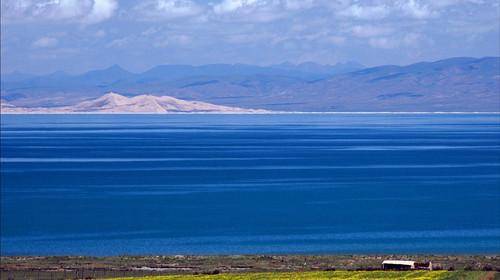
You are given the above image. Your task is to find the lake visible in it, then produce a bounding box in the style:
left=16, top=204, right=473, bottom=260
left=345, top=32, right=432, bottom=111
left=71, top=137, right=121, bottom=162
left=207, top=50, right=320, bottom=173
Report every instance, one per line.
left=1, top=114, right=499, bottom=255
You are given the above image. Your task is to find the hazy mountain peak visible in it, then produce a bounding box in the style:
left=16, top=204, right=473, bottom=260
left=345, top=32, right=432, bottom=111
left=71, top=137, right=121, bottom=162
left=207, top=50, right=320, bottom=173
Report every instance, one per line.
left=107, top=64, right=126, bottom=71
left=46, top=71, right=70, bottom=78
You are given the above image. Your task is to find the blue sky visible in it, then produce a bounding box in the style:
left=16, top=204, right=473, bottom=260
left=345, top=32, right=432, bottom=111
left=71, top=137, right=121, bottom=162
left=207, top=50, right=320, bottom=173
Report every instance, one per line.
left=1, top=0, right=499, bottom=74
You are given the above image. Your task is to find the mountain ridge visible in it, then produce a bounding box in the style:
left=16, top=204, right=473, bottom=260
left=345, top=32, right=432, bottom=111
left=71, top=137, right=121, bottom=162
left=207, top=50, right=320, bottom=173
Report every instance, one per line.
left=1, top=57, right=498, bottom=112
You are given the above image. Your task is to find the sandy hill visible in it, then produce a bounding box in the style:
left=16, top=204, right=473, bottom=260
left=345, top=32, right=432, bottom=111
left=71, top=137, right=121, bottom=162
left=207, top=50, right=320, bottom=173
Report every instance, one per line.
left=1, top=92, right=267, bottom=114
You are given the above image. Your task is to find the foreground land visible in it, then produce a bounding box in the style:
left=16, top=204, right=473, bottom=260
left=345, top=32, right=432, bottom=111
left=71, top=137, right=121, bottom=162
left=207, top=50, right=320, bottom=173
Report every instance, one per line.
left=1, top=255, right=499, bottom=279
left=109, top=271, right=497, bottom=280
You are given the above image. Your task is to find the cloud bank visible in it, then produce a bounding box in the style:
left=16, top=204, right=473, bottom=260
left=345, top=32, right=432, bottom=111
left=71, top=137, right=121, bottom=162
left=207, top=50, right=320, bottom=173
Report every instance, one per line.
left=1, top=0, right=499, bottom=74
left=2, top=0, right=117, bottom=24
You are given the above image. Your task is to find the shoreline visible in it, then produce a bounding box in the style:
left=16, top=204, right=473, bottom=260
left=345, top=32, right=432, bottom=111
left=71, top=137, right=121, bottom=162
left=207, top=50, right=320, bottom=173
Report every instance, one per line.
left=2, top=255, right=498, bottom=273
left=2, top=111, right=500, bottom=115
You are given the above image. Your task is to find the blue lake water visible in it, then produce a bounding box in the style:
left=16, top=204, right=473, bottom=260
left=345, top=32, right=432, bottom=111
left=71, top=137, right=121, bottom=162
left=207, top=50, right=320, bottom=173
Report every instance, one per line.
left=1, top=114, right=499, bottom=256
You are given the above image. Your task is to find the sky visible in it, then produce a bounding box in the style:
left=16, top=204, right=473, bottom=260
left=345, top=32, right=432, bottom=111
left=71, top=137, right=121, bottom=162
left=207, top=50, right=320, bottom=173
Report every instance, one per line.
left=1, top=0, right=499, bottom=74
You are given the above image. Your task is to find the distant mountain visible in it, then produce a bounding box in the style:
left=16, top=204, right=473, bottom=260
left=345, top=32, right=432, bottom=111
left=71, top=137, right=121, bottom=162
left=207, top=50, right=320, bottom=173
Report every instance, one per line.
left=1, top=57, right=499, bottom=111
left=161, top=57, right=499, bottom=112
left=1, top=92, right=266, bottom=113
left=295, top=56, right=500, bottom=111
left=0, top=61, right=364, bottom=105
left=272, top=61, right=364, bottom=77
left=78, top=65, right=134, bottom=85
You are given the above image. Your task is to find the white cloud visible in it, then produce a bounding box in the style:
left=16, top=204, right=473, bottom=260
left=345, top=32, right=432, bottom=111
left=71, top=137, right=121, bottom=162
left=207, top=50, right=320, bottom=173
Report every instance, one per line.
left=141, top=27, right=162, bottom=36
left=427, top=0, right=461, bottom=8
left=40, top=0, right=89, bottom=20
left=1, top=0, right=117, bottom=24
left=105, top=30, right=193, bottom=49
left=367, top=32, right=425, bottom=49
left=351, top=25, right=393, bottom=38
left=213, top=0, right=260, bottom=14
left=95, top=29, right=107, bottom=37
left=427, top=0, right=486, bottom=8
left=398, top=0, right=436, bottom=19
left=335, top=1, right=444, bottom=20
left=153, top=34, right=192, bottom=48
left=2, top=0, right=85, bottom=21
left=338, top=4, right=391, bottom=20
left=402, top=32, right=422, bottom=45
left=325, top=35, right=346, bottom=45
left=135, top=0, right=203, bottom=20
left=106, top=37, right=130, bottom=48
left=368, top=37, right=398, bottom=49
left=83, top=0, right=118, bottom=24
left=212, top=0, right=313, bottom=22
left=225, top=33, right=268, bottom=44
left=213, top=0, right=316, bottom=14
left=284, top=0, right=316, bottom=10
left=32, top=36, right=59, bottom=48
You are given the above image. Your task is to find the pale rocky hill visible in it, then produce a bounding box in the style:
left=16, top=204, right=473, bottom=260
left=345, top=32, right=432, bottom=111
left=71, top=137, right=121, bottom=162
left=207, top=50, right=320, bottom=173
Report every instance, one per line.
left=1, top=99, right=16, bottom=109
left=0, top=92, right=267, bottom=113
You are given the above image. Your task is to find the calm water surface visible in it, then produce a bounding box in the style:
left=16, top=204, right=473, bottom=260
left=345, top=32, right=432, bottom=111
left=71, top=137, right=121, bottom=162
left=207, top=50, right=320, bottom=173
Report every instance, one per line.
left=1, top=114, right=499, bottom=255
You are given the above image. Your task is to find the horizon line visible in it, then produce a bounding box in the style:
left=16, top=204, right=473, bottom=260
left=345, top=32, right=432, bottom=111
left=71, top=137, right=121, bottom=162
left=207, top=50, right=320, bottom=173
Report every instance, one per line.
left=2, top=112, right=500, bottom=115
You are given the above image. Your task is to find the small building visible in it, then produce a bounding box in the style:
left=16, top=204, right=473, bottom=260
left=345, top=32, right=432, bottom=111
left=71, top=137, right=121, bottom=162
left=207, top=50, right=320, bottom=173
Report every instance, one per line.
left=416, top=261, right=433, bottom=270
left=382, top=260, right=416, bottom=270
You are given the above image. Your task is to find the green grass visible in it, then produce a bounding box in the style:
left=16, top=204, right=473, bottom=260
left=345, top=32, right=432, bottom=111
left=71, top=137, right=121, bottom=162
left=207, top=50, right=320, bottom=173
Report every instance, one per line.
left=108, top=270, right=494, bottom=280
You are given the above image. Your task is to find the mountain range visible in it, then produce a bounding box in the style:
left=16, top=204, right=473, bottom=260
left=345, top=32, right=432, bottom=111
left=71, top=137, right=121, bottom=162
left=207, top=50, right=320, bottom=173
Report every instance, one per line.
left=1, top=57, right=499, bottom=112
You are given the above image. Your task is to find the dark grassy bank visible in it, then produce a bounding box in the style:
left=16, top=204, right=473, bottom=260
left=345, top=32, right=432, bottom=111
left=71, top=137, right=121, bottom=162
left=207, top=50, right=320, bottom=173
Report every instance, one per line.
left=1, top=255, right=499, bottom=279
